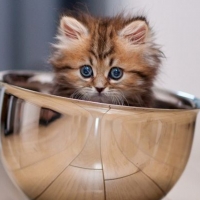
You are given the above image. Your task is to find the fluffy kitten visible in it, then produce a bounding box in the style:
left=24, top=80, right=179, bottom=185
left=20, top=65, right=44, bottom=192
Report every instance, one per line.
left=50, top=13, right=163, bottom=107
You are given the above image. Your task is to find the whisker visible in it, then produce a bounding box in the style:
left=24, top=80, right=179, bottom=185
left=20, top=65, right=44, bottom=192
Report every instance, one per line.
left=119, top=91, right=128, bottom=106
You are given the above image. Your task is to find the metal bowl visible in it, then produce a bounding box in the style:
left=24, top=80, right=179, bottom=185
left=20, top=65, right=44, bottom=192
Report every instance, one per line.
left=0, top=71, right=199, bottom=200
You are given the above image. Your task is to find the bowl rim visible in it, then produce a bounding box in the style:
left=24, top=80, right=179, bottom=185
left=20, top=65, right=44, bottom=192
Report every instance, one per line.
left=0, top=70, right=200, bottom=112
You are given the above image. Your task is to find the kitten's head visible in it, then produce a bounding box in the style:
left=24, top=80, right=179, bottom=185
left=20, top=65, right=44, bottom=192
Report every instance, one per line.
left=51, top=13, right=162, bottom=106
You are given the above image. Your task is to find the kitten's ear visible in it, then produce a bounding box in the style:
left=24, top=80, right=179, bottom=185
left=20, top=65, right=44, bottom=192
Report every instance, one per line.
left=60, top=16, right=88, bottom=40
left=119, top=20, right=148, bottom=45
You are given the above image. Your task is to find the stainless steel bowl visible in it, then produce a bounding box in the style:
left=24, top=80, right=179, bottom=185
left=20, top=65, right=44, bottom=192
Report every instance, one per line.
left=0, top=71, right=199, bottom=200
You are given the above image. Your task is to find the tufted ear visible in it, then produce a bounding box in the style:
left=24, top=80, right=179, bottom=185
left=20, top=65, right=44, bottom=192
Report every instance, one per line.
left=60, top=16, right=88, bottom=40
left=119, top=20, right=149, bottom=45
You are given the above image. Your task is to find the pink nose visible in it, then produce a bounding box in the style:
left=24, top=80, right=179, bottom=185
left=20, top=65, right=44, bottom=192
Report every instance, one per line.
left=96, top=87, right=105, bottom=93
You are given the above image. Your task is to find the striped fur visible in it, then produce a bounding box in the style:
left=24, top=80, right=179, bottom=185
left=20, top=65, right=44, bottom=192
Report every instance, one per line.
left=50, top=13, right=163, bottom=107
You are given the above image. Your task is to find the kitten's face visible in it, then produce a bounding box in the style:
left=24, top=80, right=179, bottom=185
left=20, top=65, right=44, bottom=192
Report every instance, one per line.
left=51, top=14, right=162, bottom=106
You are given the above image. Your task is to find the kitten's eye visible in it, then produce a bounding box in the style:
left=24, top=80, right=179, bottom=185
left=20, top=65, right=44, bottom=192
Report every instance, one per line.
left=109, top=67, right=123, bottom=80
left=80, top=65, right=93, bottom=78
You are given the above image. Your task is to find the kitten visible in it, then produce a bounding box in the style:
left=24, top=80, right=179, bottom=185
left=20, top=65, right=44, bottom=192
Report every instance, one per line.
left=50, top=13, right=163, bottom=107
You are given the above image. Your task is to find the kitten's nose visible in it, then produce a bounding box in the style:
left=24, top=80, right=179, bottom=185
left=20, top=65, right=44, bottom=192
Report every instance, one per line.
left=96, top=87, right=105, bottom=93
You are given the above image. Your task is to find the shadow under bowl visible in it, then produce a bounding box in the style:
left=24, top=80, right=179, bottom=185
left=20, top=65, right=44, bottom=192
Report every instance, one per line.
left=0, top=71, right=200, bottom=200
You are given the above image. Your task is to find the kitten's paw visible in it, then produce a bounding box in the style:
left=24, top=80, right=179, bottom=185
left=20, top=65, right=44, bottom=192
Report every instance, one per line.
left=28, top=73, right=54, bottom=84
left=27, top=73, right=55, bottom=94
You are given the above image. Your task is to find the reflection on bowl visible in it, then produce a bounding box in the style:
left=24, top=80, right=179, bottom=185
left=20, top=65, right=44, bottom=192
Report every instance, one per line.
left=0, top=71, right=199, bottom=200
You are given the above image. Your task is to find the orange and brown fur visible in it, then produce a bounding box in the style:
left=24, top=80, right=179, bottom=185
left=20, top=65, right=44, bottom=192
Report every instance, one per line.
left=50, top=13, right=163, bottom=107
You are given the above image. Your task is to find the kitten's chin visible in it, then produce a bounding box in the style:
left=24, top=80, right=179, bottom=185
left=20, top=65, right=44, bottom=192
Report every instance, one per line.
left=89, top=95, right=111, bottom=104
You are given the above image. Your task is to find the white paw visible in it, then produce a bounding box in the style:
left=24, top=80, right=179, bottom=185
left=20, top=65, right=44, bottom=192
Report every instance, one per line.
left=28, top=73, right=54, bottom=84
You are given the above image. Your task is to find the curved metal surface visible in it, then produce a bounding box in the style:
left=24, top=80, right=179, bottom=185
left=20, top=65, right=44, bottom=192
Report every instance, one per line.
left=0, top=71, right=199, bottom=200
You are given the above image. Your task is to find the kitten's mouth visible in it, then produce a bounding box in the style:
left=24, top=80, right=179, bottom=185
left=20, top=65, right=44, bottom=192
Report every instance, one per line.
left=73, top=91, right=124, bottom=105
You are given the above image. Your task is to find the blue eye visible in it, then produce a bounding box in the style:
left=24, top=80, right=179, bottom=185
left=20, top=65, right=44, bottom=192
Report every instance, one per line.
left=109, top=67, right=123, bottom=80
left=80, top=65, right=93, bottom=78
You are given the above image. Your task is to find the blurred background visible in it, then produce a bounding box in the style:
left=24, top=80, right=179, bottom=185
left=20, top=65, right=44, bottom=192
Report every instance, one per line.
left=0, top=0, right=106, bottom=72
left=0, top=0, right=200, bottom=200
